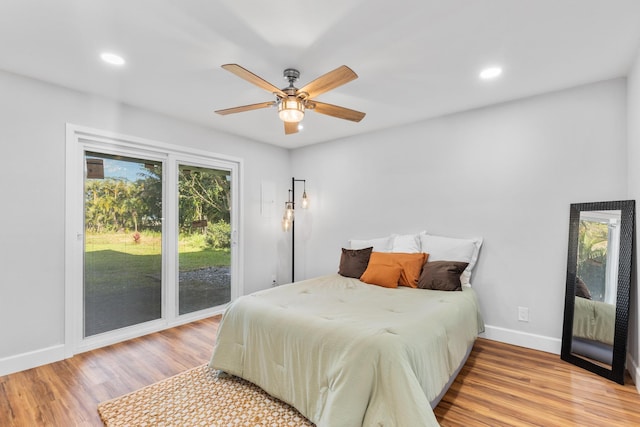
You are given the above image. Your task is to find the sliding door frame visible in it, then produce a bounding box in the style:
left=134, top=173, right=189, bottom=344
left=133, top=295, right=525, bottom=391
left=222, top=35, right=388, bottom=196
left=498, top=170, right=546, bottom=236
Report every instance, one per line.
left=172, top=155, right=238, bottom=320
left=64, top=124, right=243, bottom=357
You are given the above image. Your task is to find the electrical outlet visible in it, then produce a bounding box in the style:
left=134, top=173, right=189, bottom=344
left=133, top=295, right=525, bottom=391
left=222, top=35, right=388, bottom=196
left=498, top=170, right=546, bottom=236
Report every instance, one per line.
left=271, top=275, right=277, bottom=287
left=518, top=306, right=529, bottom=322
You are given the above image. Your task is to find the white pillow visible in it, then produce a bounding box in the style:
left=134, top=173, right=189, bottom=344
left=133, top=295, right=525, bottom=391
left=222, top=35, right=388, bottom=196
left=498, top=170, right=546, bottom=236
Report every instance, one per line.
left=349, top=235, right=394, bottom=252
left=419, top=233, right=483, bottom=285
left=391, top=234, right=421, bottom=253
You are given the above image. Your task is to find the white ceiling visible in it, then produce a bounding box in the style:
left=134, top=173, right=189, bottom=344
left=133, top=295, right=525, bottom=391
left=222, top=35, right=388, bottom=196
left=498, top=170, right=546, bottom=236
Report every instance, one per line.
left=1, top=0, right=640, bottom=148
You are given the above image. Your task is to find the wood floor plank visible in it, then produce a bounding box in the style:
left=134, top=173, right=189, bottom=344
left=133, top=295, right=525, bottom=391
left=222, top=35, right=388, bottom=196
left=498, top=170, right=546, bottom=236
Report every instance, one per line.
left=0, top=316, right=219, bottom=426
left=434, top=338, right=640, bottom=427
left=1, top=318, right=639, bottom=426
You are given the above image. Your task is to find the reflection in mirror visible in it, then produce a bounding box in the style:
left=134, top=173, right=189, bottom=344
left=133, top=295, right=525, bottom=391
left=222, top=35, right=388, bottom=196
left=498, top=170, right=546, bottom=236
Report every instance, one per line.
left=561, top=200, right=634, bottom=385
left=571, top=210, right=620, bottom=367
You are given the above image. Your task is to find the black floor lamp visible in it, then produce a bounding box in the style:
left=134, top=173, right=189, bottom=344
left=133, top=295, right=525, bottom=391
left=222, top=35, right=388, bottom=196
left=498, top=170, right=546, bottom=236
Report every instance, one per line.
left=282, top=177, right=308, bottom=282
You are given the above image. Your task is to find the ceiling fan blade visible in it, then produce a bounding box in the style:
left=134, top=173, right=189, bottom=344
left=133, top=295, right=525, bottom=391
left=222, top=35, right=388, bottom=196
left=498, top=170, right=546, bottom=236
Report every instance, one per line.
left=221, top=64, right=287, bottom=98
left=215, top=101, right=275, bottom=115
left=311, top=101, right=366, bottom=122
left=284, top=121, right=299, bottom=135
left=297, top=65, right=358, bottom=98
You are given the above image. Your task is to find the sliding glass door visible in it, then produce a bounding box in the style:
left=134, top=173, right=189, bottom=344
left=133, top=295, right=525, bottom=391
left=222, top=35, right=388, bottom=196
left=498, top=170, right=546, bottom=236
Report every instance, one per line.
left=83, top=152, right=163, bottom=337
left=178, top=164, right=232, bottom=314
left=67, top=125, right=241, bottom=354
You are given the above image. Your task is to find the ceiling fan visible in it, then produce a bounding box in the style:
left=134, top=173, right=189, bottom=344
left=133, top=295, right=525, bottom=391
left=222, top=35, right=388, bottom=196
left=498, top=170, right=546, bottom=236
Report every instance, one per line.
left=215, top=64, right=366, bottom=135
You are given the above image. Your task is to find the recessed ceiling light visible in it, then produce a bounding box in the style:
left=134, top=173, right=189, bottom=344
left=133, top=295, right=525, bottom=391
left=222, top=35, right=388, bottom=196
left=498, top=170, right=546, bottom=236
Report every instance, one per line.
left=100, top=52, right=125, bottom=66
left=479, top=66, right=502, bottom=80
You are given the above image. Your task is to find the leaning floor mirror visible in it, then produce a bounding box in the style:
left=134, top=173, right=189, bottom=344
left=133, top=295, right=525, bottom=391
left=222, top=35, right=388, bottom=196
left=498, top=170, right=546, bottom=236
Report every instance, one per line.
left=561, top=200, right=635, bottom=384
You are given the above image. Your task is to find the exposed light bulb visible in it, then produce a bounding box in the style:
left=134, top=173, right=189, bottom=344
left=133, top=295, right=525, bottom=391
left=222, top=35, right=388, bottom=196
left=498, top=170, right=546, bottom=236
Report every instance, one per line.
left=282, top=216, right=291, bottom=231
left=284, top=201, right=294, bottom=221
left=301, top=191, right=309, bottom=209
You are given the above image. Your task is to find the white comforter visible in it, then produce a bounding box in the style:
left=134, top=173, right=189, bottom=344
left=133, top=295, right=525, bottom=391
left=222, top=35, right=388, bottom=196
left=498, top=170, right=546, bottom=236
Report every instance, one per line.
left=209, top=274, right=484, bottom=427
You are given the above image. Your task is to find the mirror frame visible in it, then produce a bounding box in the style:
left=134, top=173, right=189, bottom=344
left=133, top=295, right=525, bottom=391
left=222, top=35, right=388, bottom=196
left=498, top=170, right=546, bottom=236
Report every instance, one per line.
left=561, top=200, right=634, bottom=384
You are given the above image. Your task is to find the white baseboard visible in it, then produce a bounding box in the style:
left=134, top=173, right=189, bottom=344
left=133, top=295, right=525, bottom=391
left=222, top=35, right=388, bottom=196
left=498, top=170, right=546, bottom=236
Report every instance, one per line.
left=0, top=310, right=225, bottom=377
left=4, top=323, right=634, bottom=391
left=0, top=344, right=66, bottom=377
left=480, top=324, right=562, bottom=354
left=483, top=326, right=639, bottom=388
left=627, top=354, right=640, bottom=390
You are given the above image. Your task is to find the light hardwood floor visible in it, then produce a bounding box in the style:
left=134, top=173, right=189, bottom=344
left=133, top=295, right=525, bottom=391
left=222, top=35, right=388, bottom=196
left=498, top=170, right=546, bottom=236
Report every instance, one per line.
left=0, top=317, right=219, bottom=426
left=1, top=316, right=639, bottom=426
left=433, top=339, right=640, bottom=426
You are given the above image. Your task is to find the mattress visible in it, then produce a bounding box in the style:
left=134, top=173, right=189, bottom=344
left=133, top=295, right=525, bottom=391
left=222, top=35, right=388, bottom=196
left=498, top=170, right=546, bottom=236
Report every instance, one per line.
left=573, top=296, right=615, bottom=346
left=209, top=274, right=484, bottom=427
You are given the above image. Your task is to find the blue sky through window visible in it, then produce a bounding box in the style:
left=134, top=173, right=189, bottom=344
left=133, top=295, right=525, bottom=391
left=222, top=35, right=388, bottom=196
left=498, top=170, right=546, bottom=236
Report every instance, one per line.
left=86, top=154, right=160, bottom=182
left=103, top=159, right=147, bottom=182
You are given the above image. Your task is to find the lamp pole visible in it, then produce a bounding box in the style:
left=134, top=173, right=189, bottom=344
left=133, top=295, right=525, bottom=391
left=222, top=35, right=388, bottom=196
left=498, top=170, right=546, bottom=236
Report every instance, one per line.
left=290, top=177, right=307, bottom=283
left=292, top=177, right=296, bottom=283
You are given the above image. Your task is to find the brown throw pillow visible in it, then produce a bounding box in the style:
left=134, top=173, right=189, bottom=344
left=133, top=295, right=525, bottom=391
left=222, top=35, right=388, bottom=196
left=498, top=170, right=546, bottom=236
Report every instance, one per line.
left=338, top=247, right=373, bottom=278
left=575, top=277, right=592, bottom=299
left=418, top=261, right=469, bottom=291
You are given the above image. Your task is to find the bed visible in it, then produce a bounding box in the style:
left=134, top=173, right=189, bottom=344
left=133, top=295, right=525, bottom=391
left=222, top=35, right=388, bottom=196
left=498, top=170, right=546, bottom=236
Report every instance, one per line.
left=571, top=296, right=615, bottom=365
left=209, top=273, right=484, bottom=426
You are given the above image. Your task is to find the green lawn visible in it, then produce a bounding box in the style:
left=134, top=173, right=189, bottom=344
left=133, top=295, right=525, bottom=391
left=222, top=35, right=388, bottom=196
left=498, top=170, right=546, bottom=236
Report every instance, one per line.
left=85, top=231, right=230, bottom=294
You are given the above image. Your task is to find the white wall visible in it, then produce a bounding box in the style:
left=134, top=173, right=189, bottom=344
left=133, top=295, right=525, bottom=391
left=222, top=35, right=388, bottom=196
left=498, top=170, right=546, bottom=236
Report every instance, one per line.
left=627, top=47, right=640, bottom=385
left=291, top=79, right=628, bottom=352
left=0, top=67, right=633, bottom=375
left=0, top=70, right=291, bottom=371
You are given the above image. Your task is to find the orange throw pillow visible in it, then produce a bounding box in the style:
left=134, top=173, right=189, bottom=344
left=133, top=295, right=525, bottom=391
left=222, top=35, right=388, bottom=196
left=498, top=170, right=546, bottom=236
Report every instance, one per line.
left=360, top=263, right=402, bottom=288
left=364, top=252, right=428, bottom=288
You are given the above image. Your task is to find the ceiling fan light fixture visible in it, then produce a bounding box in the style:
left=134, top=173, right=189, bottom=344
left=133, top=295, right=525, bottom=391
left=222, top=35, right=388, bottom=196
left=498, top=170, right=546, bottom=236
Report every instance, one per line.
left=278, top=97, right=305, bottom=122
left=215, top=64, right=365, bottom=134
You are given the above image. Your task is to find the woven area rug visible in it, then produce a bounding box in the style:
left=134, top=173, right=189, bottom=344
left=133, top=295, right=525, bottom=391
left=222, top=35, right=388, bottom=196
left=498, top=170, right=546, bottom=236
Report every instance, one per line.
left=98, top=364, right=314, bottom=426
